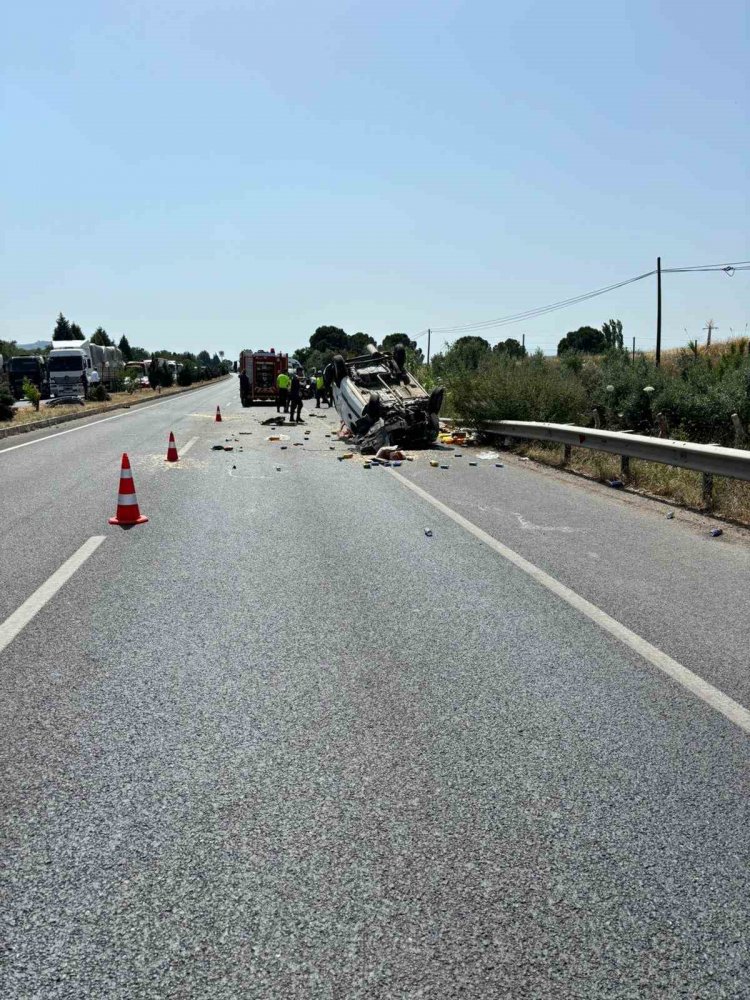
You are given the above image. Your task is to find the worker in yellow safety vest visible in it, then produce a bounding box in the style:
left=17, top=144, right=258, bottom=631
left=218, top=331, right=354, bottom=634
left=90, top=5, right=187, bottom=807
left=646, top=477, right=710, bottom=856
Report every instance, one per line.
left=315, top=371, right=327, bottom=408
left=277, top=370, right=290, bottom=413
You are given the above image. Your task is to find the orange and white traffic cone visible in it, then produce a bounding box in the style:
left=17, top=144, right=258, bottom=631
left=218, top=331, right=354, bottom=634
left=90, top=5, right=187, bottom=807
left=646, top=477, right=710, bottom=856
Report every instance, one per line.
left=215, top=406, right=222, bottom=422
left=108, top=453, right=149, bottom=527
left=166, top=431, right=179, bottom=462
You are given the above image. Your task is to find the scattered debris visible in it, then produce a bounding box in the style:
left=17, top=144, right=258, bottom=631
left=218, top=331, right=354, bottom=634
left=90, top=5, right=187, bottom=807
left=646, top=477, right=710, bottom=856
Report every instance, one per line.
left=363, top=462, right=371, bottom=469
left=519, top=457, right=529, bottom=462
left=338, top=453, right=354, bottom=461
left=666, top=511, right=675, bottom=519
left=440, top=464, right=449, bottom=469
left=429, top=460, right=439, bottom=468
left=261, top=416, right=284, bottom=425
left=424, top=528, right=433, bottom=537
left=224, top=446, right=234, bottom=452
left=293, top=442, right=304, bottom=447
left=469, top=461, right=477, bottom=467
left=280, top=445, right=288, bottom=450
left=375, top=445, right=405, bottom=461
left=607, top=479, right=624, bottom=489
left=478, top=451, right=499, bottom=461
left=211, top=445, right=224, bottom=451
left=710, top=528, right=723, bottom=537
left=495, top=463, right=504, bottom=468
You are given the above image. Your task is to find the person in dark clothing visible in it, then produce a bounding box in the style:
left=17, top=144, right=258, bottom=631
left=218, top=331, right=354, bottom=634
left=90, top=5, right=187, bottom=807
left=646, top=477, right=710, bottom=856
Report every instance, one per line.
left=288, top=373, right=303, bottom=423
left=239, top=370, right=250, bottom=405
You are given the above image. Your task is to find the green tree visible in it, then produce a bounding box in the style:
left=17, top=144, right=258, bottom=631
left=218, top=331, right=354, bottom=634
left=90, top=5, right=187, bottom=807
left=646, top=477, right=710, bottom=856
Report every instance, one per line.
left=0, top=383, right=15, bottom=421
left=347, top=332, right=376, bottom=355
left=557, top=326, right=607, bottom=355
left=91, top=327, right=112, bottom=347
left=53, top=313, right=73, bottom=341
left=450, top=336, right=492, bottom=370
left=493, top=338, right=527, bottom=359
left=601, top=319, right=624, bottom=350
left=69, top=323, right=84, bottom=340
left=118, top=335, right=133, bottom=361
left=310, top=325, right=349, bottom=353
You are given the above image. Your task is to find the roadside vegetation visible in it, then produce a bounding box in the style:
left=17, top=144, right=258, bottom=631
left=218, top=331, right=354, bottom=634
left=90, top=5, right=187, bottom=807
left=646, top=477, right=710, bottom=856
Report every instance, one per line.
left=1, top=312, right=233, bottom=424
left=405, top=323, right=750, bottom=522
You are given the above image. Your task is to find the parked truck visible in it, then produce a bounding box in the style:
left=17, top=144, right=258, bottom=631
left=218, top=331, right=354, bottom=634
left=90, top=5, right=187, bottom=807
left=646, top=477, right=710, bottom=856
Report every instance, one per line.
left=7, top=356, right=49, bottom=400
left=238, top=348, right=289, bottom=406
left=47, top=340, right=124, bottom=398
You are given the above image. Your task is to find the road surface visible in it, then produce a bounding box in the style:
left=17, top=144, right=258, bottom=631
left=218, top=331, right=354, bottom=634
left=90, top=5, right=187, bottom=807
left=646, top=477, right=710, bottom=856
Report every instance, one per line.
left=2, top=377, right=749, bottom=999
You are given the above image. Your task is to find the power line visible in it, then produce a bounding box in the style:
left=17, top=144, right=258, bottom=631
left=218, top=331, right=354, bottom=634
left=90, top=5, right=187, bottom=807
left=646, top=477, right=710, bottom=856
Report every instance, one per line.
left=413, top=260, right=749, bottom=341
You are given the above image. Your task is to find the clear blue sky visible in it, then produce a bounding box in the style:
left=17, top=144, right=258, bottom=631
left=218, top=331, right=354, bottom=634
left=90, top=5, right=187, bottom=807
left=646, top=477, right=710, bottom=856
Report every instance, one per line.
left=2, top=0, right=747, bottom=358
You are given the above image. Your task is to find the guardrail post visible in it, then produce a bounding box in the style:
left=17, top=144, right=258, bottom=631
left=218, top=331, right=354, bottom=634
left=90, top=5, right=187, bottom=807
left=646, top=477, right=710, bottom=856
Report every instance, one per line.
left=563, top=444, right=571, bottom=465
left=731, top=413, right=747, bottom=447
left=620, top=455, right=630, bottom=479
left=702, top=473, right=714, bottom=510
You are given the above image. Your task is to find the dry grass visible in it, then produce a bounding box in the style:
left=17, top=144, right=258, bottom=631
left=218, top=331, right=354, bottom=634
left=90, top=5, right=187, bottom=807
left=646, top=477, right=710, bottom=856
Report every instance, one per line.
left=8, top=384, right=197, bottom=427
left=516, top=440, right=750, bottom=525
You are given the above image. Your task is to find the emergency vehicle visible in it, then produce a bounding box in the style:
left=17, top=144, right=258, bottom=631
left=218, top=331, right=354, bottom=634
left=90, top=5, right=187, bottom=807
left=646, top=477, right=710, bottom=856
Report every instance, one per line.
left=238, top=348, right=289, bottom=406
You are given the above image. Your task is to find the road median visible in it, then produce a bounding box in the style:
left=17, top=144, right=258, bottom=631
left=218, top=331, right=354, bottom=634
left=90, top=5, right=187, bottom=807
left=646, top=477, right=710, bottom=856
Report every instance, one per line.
left=0, top=376, right=231, bottom=441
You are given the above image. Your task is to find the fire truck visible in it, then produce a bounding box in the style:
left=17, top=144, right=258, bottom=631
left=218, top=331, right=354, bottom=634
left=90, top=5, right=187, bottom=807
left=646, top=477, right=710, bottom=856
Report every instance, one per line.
left=238, top=348, right=289, bottom=406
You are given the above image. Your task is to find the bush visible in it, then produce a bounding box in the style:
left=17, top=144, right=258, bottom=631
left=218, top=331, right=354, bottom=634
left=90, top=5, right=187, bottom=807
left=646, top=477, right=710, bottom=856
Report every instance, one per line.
left=177, top=365, right=194, bottom=387
left=88, top=383, right=110, bottom=402
left=22, top=377, right=41, bottom=411
left=0, top=384, right=15, bottom=421
left=159, top=366, right=174, bottom=388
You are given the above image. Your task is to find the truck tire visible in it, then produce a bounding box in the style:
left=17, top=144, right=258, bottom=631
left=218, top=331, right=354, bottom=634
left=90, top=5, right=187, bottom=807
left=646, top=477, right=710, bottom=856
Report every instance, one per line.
left=428, top=387, right=444, bottom=414
left=332, top=355, right=347, bottom=386
left=393, top=344, right=406, bottom=370
left=364, top=391, right=382, bottom=421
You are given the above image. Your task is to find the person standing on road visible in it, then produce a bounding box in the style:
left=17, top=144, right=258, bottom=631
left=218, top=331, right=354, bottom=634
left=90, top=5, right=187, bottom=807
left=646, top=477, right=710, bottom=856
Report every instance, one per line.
left=315, top=371, right=327, bottom=408
left=276, top=370, right=290, bottom=414
left=288, top=372, right=303, bottom=423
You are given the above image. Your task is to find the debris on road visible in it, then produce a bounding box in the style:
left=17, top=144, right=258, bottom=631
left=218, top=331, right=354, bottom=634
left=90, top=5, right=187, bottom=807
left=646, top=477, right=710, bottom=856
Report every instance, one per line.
left=478, top=451, right=499, bottom=461
left=607, top=479, right=624, bottom=489
left=429, top=460, right=439, bottom=468
left=666, top=511, right=675, bottom=519
left=469, top=461, right=478, bottom=466
left=424, top=528, right=433, bottom=537
left=710, top=528, right=723, bottom=537
left=495, top=463, right=504, bottom=468
left=338, top=453, right=354, bottom=461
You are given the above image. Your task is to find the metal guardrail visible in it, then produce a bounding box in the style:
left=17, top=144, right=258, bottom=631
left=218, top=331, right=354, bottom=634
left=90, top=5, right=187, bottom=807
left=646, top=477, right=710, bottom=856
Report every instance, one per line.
left=443, top=419, right=750, bottom=505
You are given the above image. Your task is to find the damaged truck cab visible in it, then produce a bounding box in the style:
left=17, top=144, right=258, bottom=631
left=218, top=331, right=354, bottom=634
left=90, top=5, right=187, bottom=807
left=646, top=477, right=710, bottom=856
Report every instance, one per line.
left=327, top=344, right=443, bottom=451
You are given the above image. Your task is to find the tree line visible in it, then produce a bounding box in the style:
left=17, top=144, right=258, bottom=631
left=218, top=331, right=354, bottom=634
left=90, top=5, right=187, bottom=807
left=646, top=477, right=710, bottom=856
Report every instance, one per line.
left=293, top=326, right=426, bottom=374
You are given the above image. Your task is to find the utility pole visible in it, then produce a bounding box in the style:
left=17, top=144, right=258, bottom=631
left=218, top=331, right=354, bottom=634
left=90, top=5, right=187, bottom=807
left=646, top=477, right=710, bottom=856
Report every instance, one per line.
left=632, top=336, right=636, bottom=364
left=655, top=256, right=662, bottom=367
left=522, top=333, right=526, bottom=353
left=427, top=328, right=431, bottom=366
left=703, top=319, right=717, bottom=347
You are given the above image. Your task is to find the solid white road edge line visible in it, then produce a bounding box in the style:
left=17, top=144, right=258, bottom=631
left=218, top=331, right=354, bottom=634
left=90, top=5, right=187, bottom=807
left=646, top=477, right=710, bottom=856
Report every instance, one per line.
left=0, top=536, right=106, bottom=657
left=180, top=437, right=198, bottom=457
left=0, top=381, right=233, bottom=456
left=391, top=470, right=750, bottom=735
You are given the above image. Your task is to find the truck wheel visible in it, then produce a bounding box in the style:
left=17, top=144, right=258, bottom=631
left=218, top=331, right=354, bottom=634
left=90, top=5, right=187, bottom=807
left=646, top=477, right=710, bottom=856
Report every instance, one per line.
left=393, top=344, right=406, bottom=370
left=332, top=355, right=347, bottom=386
left=428, top=387, right=444, bottom=414
left=364, top=391, right=382, bottom=421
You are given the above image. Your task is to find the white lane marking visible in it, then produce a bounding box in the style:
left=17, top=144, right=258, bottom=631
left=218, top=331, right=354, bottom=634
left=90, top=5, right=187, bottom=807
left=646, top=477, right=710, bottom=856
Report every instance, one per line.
left=514, top=513, right=574, bottom=533
left=0, top=536, right=106, bottom=656
left=391, top=470, right=750, bottom=735
left=180, top=437, right=198, bottom=457
left=0, top=383, right=227, bottom=456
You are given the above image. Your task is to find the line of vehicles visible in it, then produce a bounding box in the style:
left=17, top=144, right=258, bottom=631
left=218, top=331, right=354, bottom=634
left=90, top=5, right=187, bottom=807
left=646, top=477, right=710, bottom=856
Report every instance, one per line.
left=1, top=344, right=184, bottom=400
left=237, top=344, right=443, bottom=447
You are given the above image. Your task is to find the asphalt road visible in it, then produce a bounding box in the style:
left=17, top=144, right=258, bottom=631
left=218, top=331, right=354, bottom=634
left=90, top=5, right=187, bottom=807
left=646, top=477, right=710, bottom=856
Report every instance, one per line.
left=2, top=377, right=749, bottom=999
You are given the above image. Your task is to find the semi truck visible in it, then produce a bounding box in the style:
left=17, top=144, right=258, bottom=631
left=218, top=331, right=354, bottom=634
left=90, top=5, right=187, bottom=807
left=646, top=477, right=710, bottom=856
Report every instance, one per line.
left=7, top=356, right=49, bottom=400
left=47, top=340, right=124, bottom=398
left=238, top=348, right=289, bottom=406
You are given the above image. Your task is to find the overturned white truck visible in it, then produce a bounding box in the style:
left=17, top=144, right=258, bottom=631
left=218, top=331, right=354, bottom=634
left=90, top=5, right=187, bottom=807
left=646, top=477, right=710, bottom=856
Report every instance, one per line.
left=326, top=344, right=443, bottom=451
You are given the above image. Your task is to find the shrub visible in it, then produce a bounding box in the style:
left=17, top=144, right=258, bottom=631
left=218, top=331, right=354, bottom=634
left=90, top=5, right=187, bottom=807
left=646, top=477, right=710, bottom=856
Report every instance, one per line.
left=0, top=384, right=15, bottom=421
left=22, top=377, right=41, bottom=411
left=88, top=383, right=110, bottom=402
left=177, top=365, right=194, bottom=387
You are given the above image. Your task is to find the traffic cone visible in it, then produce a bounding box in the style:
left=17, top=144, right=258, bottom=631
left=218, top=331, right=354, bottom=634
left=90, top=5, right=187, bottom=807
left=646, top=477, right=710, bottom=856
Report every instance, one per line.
left=215, top=406, right=222, bottom=422
left=166, top=431, right=179, bottom=462
left=109, top=453, right=149, bottom=527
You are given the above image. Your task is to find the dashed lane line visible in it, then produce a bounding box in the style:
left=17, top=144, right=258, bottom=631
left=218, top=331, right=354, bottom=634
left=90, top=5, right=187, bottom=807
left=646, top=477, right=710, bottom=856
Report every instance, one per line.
left=391, top=469, right=750, bottom=735
left=0, top=537, right=106, bottom=657
left=180, top=437, right=198, bottom=457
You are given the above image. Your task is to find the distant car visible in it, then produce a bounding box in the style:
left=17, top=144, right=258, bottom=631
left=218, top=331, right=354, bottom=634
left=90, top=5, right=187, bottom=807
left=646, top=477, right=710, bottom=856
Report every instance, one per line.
left=326, top=344, right=443, bottom=451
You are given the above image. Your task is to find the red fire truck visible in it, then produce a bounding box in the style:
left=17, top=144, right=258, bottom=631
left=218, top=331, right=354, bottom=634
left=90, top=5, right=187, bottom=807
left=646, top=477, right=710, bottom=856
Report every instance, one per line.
left=238, top=348, right=289, bottom=406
